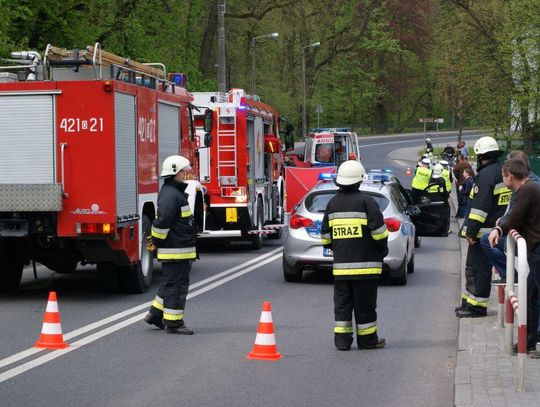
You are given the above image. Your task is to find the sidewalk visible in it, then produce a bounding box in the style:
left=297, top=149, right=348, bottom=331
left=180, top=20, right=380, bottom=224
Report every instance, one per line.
left=388, top=146, right=540, bottom=406
left=455, top=220, right=540, bottom=406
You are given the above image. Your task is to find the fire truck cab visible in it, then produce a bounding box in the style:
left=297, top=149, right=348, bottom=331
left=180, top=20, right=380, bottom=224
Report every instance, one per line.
left=192, top=89, right=285, bottom=248
left=0, top=43, right=204, bottom=292
left=302, top=128, right=361, bottom=167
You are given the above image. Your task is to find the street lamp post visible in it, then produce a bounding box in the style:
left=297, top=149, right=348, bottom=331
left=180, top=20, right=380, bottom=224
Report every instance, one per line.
left=251, top=32, right=279, bottom=95
left=302, top=41, right=320, bottom=137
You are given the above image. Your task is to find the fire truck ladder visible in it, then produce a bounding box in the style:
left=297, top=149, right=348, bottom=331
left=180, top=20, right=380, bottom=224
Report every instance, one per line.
left=217, top=110, right=237, bottom=184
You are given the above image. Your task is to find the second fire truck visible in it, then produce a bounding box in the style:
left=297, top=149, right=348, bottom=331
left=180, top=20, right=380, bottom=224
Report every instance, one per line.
left=192, top=89, right=288, bottom=248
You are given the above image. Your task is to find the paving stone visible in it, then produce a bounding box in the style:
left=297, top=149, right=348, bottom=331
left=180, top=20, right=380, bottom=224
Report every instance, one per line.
left=455, top=383, right=472, bottom=405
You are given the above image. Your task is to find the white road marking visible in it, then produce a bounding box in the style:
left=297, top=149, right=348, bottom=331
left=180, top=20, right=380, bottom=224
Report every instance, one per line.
left=360, top=134, right=478, bottom=148
left=0, top=248, right=283, bottom=379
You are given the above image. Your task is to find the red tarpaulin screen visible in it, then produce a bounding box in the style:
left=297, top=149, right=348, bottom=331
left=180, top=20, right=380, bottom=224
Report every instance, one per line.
left=284, top=166, right=337, bottom=212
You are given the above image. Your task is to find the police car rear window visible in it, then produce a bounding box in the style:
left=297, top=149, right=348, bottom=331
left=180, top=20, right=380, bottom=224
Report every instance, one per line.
left=305, top=191, right=389, bottom=213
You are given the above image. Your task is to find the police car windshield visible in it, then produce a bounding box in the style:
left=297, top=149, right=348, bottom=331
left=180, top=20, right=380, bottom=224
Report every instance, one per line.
left=305, top=191, right=389, bottom=213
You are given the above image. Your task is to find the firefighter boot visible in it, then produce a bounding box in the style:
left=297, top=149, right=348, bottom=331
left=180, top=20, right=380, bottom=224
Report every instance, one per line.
left=335, top=333, right=353, bottom=351
left=358, top=337, right=386, bottom=350
left=455, top=308, right=486, bottom=318
left=165, top=321, right=194, bottom=335
left=144, top=313, right=165, bottom=330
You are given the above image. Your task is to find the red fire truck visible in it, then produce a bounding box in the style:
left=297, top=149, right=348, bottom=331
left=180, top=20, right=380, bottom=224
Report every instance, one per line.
left=0, top=44, right=204, bottom=292
left=192, top=89, right=288, bottom=248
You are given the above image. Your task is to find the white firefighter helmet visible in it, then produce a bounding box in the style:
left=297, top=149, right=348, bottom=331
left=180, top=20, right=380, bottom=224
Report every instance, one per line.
left=160, top=155, right=191, bottom=177
left=335, top=160, right=366, bottom=186
left=432, top=163, right=443, bottom=178
left=425, top=138, right=431, bottom=142
left=474, top=136, right=500, bottom=155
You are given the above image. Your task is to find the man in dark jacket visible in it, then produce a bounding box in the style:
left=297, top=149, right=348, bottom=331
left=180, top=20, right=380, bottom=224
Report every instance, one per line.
left=144, top=155, right=198, bottom=334
left=456, top=137, right=511, bottom=318
left=488, top=159, right=540, bottom=352
left=321, top=160, right=389, bottom=351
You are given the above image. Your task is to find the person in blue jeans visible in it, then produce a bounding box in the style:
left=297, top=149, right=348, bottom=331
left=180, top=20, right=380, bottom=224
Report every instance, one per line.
left=481, top=150, right=540, bottom=284
left=457, top=167, right=474, bottom=218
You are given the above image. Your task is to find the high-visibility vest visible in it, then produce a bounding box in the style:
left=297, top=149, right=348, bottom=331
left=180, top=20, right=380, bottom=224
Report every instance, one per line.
left=411, top=167, right=432, bottom=191
left=442, top=169, right=452, bottom=192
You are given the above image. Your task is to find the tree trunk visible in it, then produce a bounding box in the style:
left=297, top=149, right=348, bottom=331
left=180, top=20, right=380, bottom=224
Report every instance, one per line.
left=521, top=106, right=533, bottom=154
left=373, top=98, right=388, bottom=134
left=199, top=0, right=218, bottom=77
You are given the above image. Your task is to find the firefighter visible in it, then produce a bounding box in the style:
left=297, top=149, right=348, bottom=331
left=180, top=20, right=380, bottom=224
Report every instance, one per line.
left=456, top=137, right=511, bottom=318
left=144, top=155, right=198, bottom=334
left=411, top=158, right=432, bottom=203
left=321, top=160, right=389, bottom=351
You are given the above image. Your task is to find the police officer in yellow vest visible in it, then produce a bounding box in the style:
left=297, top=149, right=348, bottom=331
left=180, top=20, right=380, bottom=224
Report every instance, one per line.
left=456, top=137, right=511, bottom=318
left=321, top=160, right=389, bottom=351
left=411, top=158, right=432, bottom=203
left=144, top=155, right=198, bottom=334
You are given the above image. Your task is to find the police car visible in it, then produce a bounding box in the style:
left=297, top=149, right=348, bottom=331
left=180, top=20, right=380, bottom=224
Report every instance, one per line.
left=282, top=170, right=446, bottom=285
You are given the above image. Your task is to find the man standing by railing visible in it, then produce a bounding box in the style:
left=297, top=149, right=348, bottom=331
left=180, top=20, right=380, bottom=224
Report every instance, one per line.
left=488, top=159, right=540, bottom=352
left=456, top=137, right=510, bottom=318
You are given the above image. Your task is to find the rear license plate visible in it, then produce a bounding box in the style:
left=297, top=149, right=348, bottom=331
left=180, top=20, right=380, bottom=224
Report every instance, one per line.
left=323, top=248, right=333, bottom=257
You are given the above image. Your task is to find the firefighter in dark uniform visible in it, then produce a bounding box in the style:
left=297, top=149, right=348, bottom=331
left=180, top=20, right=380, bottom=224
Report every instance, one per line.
left=321, top=160, right=389, bottom=350
left=428, top=163, right=450, bottom=235
left=144, top=155, right=198, bottom=334
left=456, top=137, right=511, bottom=318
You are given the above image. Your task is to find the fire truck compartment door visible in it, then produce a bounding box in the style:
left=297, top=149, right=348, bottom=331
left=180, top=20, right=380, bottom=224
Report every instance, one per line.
left=247, top=118, right=256, bottom=217
left=0, top=94, right=55, bottom=184
left=115, top=93, right=137, bottom=219
left=158, top=102, right=180, bottom=188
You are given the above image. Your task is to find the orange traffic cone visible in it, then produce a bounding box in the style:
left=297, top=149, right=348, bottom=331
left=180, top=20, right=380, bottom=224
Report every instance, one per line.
left=246, top=301, right=282, bottom=361
left=405, top=167, right=411, bottom=176
left=34, top=291, right=68, bottom=349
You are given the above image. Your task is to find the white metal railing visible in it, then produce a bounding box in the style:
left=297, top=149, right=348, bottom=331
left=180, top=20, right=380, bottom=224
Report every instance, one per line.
left=503, top=229, right=530, bottom=391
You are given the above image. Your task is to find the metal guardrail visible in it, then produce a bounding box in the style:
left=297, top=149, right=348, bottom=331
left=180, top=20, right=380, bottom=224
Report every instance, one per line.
left=502, top=230, right=530, bottom=391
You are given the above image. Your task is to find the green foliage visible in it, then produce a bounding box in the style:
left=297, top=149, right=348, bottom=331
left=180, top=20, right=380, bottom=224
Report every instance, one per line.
left=0, top=0, right=469, bottom=136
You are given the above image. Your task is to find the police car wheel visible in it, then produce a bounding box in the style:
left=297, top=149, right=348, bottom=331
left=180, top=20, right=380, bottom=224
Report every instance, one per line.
left=407, top=251, right=415, bottom=274
left=414, top=235, right=421, bottom=248
left=391, top=256, right=408, bottom=286
left=283, top=257, right=303, bottom=282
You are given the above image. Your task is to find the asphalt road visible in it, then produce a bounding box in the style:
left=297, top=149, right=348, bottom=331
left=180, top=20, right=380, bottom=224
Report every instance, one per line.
left=0, top=131, right=481, bottom=406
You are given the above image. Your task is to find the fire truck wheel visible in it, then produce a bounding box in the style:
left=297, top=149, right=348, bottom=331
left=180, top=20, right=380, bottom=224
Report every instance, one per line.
left=268, top=190, right=285, bottom=240
left=249, top=201, right=264, bottom=250
left=48, top=261, right=78, bottom=274
left=0, top=239, right=24, bottom=291
left=96, top=262, right=121, bottom=292
left=119, top=215, right=154, bottom=293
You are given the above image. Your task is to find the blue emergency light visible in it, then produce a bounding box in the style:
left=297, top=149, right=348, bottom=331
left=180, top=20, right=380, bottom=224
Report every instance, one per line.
left=168, top=73, right=186, bottom=87
left=366, top=169, right=393, bottom=182
left=317, top=173, right=337, bottom=181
